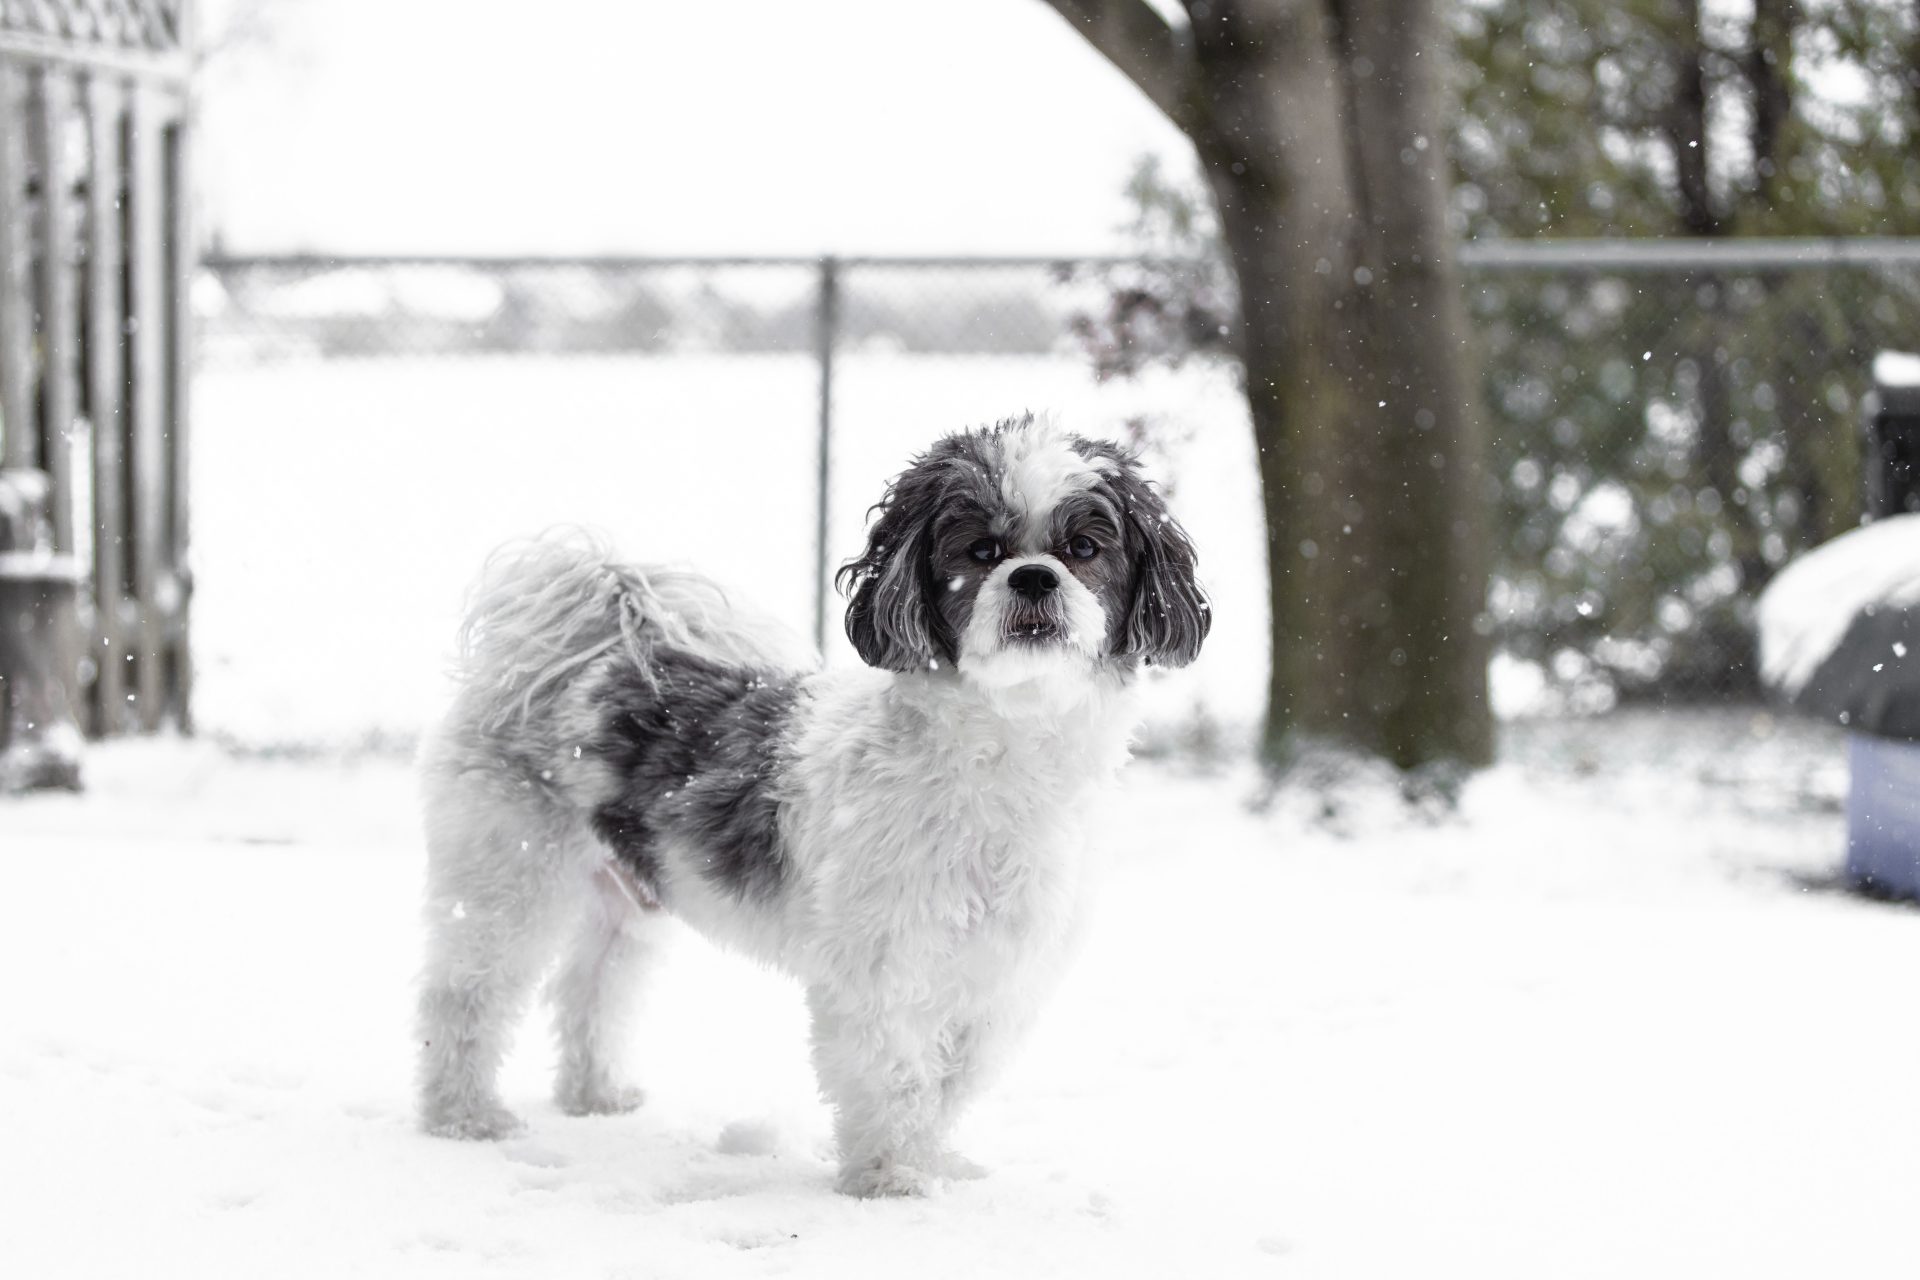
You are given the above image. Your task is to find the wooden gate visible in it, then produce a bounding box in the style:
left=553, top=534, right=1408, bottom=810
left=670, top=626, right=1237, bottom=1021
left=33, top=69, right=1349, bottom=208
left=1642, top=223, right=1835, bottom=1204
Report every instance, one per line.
left=0, top=1, right=192, bottom=741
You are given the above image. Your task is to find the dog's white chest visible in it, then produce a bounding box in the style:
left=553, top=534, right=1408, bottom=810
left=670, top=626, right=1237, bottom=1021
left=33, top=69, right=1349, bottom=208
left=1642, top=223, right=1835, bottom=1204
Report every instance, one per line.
left=816, top=756, right=1094, bottom=1003
left=949, top=830, right=1086, bottom=995
left=753, top=667, right=1132, bottom=1014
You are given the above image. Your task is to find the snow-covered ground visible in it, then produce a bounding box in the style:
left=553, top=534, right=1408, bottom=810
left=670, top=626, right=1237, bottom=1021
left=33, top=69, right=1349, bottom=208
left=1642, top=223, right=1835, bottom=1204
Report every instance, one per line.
left=5, top=708, right=1915, bottom=1279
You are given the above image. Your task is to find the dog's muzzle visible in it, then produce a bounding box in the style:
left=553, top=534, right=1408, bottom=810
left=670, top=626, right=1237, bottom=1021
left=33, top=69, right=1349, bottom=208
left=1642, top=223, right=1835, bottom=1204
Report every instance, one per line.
left=1002, top=566, right=1066, bottom=643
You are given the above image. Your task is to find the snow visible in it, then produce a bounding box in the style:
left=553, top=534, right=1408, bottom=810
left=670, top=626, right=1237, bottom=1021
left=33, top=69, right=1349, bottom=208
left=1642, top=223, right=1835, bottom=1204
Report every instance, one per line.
left=1757, top=512, right=1920, bottom=694
left=5, top=709, right=1917, bottom=1278
left=1873, top=349, right=1920, bottom=390
left=253, top=268, right=505, bottom=322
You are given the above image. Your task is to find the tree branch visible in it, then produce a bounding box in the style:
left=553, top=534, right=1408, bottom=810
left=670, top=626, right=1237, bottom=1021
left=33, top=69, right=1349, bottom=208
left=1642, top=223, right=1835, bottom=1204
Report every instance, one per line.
left=1742, top=0, right=1795, bottom=213
left=1036, top=0, right=1200, bottom=136
left=1665, top=0, right=1721, bottom=235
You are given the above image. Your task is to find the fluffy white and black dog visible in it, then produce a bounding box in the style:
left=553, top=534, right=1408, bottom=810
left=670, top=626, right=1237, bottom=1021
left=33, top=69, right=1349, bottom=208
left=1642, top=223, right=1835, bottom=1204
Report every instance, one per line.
left=415, top=413, right=1208, bottom=1196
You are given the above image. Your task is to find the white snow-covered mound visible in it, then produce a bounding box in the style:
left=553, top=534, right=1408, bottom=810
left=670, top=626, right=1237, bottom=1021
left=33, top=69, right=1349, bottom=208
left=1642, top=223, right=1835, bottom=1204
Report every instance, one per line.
left=1873, top=349, right=1920, bottom=390
left=1757, top=512, right=1920, bottom=696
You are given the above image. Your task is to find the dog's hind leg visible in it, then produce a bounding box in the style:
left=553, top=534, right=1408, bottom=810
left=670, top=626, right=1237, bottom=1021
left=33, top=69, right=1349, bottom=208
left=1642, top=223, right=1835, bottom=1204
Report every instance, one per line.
left=415, top=786, right=575, bottom=1141
left=549, top=860, right=660, bottom=1116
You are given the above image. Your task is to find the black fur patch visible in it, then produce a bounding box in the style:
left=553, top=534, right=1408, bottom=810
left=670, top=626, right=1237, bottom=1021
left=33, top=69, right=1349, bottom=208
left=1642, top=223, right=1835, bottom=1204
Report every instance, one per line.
left=586, top=651, right=801, bottom=905
left=1071, top=437, right=1211, bottom=667
left=837, top=427, right=1010, bottom=671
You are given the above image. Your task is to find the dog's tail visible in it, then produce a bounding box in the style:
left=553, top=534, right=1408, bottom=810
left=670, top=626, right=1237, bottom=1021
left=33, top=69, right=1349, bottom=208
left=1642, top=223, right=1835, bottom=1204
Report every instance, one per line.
left=455, top=530, right=801, bottom=738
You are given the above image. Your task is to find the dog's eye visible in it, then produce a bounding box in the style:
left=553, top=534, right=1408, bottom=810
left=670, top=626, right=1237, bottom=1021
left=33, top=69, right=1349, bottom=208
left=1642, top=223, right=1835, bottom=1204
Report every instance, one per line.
left=968, top=538, right=1002, bottom=564
left=1067, top=535, right=1099, bottom=560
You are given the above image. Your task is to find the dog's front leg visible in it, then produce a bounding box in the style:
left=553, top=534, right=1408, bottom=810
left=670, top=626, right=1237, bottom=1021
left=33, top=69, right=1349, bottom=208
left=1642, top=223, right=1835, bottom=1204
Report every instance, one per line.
left=807, top=986, right=949, bottom=1197
left=915, top=1016, right=1018, bottom=1181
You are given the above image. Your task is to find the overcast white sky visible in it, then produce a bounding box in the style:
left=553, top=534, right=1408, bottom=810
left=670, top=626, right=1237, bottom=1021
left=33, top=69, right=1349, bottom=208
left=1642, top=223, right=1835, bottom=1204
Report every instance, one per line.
left=197, top=0, right=1192, bottom=256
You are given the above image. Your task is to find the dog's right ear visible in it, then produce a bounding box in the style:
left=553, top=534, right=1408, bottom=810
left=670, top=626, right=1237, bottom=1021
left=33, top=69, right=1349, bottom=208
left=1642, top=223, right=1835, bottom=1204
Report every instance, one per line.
left=835, top=464, right=946, bottom=672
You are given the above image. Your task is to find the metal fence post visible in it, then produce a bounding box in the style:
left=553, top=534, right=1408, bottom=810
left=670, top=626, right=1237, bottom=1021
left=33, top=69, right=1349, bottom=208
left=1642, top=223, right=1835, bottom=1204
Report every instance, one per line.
left=814, top=254, right=839, bottom=656
left=0, top=61, right=29, bottom=469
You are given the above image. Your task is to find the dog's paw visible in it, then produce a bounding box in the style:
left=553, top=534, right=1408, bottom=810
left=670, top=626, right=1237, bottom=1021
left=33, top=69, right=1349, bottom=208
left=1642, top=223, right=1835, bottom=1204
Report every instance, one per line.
left=928, top=1149, right=989, bottom=1181
left=835, top=1160, right=930, bottom=1199
left=555, top=1079, right=646, bottom=1117
left=421, top=1101, right=525, bottom=1141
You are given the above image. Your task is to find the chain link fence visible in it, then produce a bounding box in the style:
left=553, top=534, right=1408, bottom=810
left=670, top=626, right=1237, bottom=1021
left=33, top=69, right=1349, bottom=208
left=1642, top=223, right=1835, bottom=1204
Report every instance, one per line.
left=189, top=245, right=1920, bottom=746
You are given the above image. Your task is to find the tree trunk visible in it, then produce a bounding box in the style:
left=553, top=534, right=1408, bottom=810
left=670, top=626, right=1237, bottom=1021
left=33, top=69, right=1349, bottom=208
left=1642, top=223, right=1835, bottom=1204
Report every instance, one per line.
left=1187, top=0, right=1492, bottom=770
left=1331, top=0, right=1495, bottom=768
left=1186, top=1, right=1373, bottom=765
left=1907, top=0, right=1920, bottom=132
left=1667, top=0, right=1721, bottom=236
left=1041, top=0, right=1493, bottom=771
left=1745, top=0, right=1794, bottom=207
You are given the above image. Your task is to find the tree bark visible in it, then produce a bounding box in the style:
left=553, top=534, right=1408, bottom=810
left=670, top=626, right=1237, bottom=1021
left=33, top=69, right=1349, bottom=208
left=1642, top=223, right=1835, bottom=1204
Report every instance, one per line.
left=1186, top=0, right=1375, bottom=764
left=1327, top=0, right=1495, bottom=767
left=1907, top=0, right=1920, bottom=133
left=1043, top=0, right=1493, bottom=770
left=1745, top=0, right=1794, bottom=207
left=1667, top=0, right=1721, bottom=235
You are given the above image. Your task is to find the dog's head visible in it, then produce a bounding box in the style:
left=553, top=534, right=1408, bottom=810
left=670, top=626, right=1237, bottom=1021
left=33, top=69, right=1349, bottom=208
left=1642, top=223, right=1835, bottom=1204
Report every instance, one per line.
left=836, top=415, right=1208, bottom=688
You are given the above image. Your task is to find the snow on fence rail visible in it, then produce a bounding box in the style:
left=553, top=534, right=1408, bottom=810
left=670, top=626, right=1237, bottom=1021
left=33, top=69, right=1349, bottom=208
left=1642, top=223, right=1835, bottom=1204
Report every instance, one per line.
left=188, top=243, right=1920, bottom=747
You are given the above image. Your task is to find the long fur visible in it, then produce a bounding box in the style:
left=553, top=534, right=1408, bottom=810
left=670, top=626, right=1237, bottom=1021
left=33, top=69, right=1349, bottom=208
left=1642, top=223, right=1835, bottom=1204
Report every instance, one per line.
left=456, top=533, right=793, bottom=737
left=414, top=416, right=1207, bottom=1197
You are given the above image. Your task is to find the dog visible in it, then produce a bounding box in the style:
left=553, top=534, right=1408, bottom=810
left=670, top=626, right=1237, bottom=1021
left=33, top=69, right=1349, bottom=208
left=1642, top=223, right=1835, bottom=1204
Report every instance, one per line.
left=414, top=413, right=1208, bottom=1196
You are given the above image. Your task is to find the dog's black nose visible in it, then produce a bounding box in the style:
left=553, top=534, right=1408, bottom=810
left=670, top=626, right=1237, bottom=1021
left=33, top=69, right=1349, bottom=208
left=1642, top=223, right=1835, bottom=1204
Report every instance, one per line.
left=1008, top=565, right=1059, bottom=600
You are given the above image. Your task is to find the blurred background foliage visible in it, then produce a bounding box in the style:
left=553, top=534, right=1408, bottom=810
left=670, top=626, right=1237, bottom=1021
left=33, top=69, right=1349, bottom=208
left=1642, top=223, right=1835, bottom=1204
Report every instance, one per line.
left=1073, top=0, right=1920, bottom=704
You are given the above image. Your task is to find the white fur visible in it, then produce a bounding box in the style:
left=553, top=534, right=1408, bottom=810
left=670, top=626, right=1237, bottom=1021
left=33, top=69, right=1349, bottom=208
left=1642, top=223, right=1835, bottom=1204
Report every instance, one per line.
left=959, top=554, right=1111, bottom=697
left=654, top=664, right=1131, bottom=1194
left=415, top=466, right=1152, bottom=1197
left=998, top=413, right=1100, bottom=521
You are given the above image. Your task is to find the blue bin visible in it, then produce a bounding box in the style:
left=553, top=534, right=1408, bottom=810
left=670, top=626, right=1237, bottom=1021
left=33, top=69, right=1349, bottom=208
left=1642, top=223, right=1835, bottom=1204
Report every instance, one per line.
left=1847, top=733, right=1920, bottom=897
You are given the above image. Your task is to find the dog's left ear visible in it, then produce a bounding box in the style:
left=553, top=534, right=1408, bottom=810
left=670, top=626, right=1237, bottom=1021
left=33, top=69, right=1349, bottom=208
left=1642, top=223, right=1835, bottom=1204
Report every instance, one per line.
left=1096, top=451, right=1210, bottom=668
left=835, top=463, right=948, bottom=671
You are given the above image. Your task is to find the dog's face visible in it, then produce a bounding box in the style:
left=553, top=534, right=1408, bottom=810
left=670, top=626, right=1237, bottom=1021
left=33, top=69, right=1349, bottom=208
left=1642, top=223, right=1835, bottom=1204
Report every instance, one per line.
left=837, top=416, right=1208, bottom=687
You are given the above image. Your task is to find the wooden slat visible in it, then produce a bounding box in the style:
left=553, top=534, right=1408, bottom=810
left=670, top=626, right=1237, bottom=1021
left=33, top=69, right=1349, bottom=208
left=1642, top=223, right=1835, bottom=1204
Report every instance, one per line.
left=34, top=66, right=80, bottom=553
left=163, top=97, right=189, bottom=729
left=0, top=61, right=33, bottom=471
left=0, top=31, right=191, bottom=84
left=126, top=82, right=166, bottom=732
left=83, top=73, right=127, bottom=731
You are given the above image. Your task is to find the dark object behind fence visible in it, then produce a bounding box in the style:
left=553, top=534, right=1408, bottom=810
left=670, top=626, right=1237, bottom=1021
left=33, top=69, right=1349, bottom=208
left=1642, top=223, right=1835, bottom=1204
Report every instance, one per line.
left=1865, top=354, right=1920, bottom=519
left=1757, top=352, right=1920, bottom=899
left=0, top=1, right=194, bottom=783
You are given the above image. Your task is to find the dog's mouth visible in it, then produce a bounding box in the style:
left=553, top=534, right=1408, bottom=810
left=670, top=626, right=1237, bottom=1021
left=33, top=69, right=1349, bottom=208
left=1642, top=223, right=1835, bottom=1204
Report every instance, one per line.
left=1003, top=617, right=1063, bottom=645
